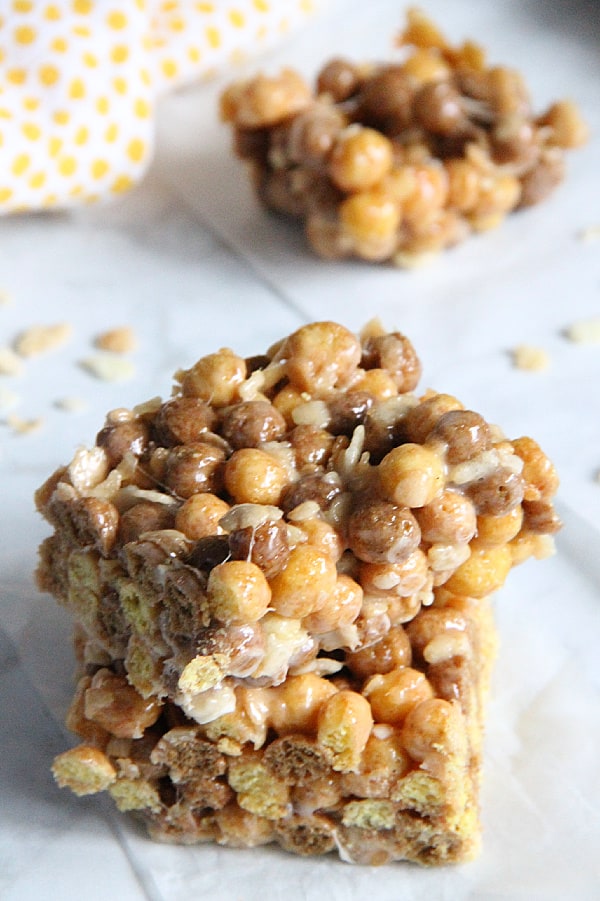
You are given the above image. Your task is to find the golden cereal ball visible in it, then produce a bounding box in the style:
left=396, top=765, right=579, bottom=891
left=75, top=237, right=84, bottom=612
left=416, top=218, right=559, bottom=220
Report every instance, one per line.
left=401, top=697, right=464, bottom=763
left=476, top=506, right=523, bottom=548
left=340, top=191, right=401, bottom=243
left=415, top=490, right=477, bottom=544
left=330, top=126, right=394, bottom=193
left=269, top=544, right=337, bottom=618
left=269, top=673, right=338, bottom=734
left=303, top=573, right=363, bottom=634
left=445, top=158, right=481, bottom=213
left=175, top=493, right=230, bottom=540
left=224, top=448, right=288, bottom=505
left=207, top=560, right=272, bottom=624
left=181, top=348, right=246, bottom=406
left=379, top=443, right=445, bottom=508
left=297, top=518, right=344, bottom=562
left=444, top=543, right=512, bottom=599
left=401, top=163, right=449, bottom=223
left=363, top=667, right=434, bottom=725
left=284, top=321, right=362, bottom=397
left=350, top=368, right=399, bottom=401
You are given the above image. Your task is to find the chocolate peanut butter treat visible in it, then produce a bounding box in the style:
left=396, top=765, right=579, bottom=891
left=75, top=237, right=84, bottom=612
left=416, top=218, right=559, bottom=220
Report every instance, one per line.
left=39, top=320, right=560, bottom=864
left=221, top=8, right=588, bottom=266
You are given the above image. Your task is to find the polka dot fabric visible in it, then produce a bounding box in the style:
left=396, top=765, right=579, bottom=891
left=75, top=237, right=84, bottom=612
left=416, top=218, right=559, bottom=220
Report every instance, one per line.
left=0, top=0, right=324, bottom=213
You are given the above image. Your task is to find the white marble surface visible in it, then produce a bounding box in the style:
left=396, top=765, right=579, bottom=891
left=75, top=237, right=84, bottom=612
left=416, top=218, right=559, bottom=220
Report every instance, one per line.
left=1, top=1, right=600, bottom=898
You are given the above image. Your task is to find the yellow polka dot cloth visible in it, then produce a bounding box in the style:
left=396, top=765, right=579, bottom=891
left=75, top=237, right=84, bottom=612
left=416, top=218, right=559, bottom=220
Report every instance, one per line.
left=0, top=1, right=324, bottom=213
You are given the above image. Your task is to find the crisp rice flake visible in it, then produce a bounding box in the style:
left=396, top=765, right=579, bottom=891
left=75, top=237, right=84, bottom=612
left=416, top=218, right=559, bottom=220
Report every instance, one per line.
left=564, top=317, right=600, bottom=345
left=0, top=347, right=24, bottom=376
left=6, top=413, right=44, bottom=434
left=512, top=344, right=550, bottom=372
left=94, top=327, right=138, bottom=354
left=0, top=386, right=20, bottom=412
left=81, top=354, right=136, bottom=382
left=14, top=323, right=72, bottom=357
left=578, top=224, right=600, bottom=244
left=54, top=396, right=88, bottom=413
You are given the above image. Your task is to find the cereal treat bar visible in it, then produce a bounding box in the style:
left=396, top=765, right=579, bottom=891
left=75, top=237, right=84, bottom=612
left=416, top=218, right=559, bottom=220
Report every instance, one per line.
left=220, top=8, right=588, bottom=266
left=38, top=320, right=561, bottom=865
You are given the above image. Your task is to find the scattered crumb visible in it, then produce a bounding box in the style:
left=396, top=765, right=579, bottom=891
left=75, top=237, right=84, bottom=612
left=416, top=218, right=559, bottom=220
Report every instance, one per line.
left=54, top=396, right=88, bottom=414
left=564, top=317, right=600, bottom=345
left=0, top=347, right=24, bottom=376
left=6, top=413, right=44, bottom=435
left=578, top=225, right=600, bottom=244
left=0, top=289, right=14, bottom=307
left=14, top=322, right=72, bottom=358
left=94, top=326, right=138, bottom=354
left=512, top=344, right=551, bottom=372
left=0, top=386, right=20, bottom=412
left=80, top=354, right=136, bottom=382
left=393, top=250, right=437, bottom=269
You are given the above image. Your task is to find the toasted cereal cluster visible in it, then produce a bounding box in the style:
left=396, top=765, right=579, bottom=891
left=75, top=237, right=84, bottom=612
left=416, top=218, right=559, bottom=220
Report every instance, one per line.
left=38, top=320, right=561, bottom=864
left=220, top=8, right=588, bottom=266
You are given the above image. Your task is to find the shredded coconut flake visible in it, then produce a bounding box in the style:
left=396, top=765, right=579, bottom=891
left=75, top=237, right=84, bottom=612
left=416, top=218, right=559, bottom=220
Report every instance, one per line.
left=68, top=446, right=110, bottom=491
left=449, top=449, right=500, bottom=485
left=115, top=485, right=180, bottom=511
left=219, top=503, right=282, bottom=533
left=286, top=500, right=321, bottom=522
left=292, top=399, right=330, bottom=428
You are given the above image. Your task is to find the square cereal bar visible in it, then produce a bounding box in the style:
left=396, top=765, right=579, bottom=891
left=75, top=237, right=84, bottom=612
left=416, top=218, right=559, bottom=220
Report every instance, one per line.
left=39, top=320, right=560, bottom=864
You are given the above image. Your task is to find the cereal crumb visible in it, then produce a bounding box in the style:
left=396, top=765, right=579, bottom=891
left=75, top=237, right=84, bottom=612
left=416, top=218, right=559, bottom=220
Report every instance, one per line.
left=94, top=327, right=138, bottom=354
left=393, top=251, right=437, bottom=269
left=564, top=317, right=600, bottom=345
left=14, top=322, right=72, bottom=358
left=80, top=354, right=136, bottom=382
left=0, top=289, right=14, bottom=307
left=6, top=413, right=44, bottom=435
left=512, top=344, right=551, bottom=372
left=0, top=347, right=24, bottom=376
left=0, top=386, right=20, bottom=412
left=578, top=225, right=600, bottom=244
left=55, top=396, right=88, bottom=413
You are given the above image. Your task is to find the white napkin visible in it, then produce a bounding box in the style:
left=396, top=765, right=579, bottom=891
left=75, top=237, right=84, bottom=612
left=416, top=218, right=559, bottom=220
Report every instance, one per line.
left=0, top=0, right=325, bottom=213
